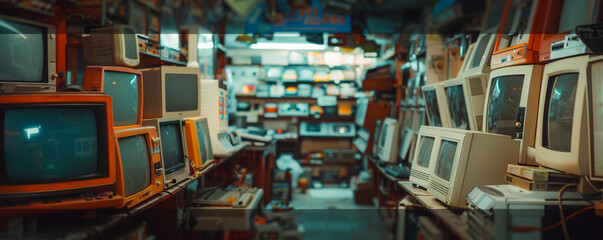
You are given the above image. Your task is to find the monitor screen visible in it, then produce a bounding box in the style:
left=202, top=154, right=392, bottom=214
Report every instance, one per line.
left=417, top=136, right=436, bottom=168
left=3, top=107, right=106, bottom=185
left=557, top=0, right=591, bottom=33
left=469, top=34, right=492, bottom=69
left=0, top=18, right=45, bottom=83
left=159, top=122, right=185, bottom=173
left=543, top=73, right=579, bottom=152
left=165, top=73, right=198, bottom=112
left=445, top=85, right=470, bottom=130
left=486, top=75, right=524, bottom=137
left=195, top=120, right=211, bottom=163
left=424, top=90, right=442, bottom=126
left=118, top=134, right=151, bottom=196
left=590, top=61, right=603, bottom=178
left=435, top=140, right=458, bottom=182
left=122, top=27, right=138, bottom=61
left=103, top=71, right=140, bottom=126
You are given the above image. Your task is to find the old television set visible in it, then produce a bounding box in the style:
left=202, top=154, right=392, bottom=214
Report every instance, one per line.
left=83, top=66, right=143, bottom=130
left=409, top=126, right=441, bottom=189
left=0, top=14, right=57, bottom=93
left=143, top=118, right=190, bottom=189
left=140, top=66, right=201, bottom=119
left=278, top=103, right=309, bottom=117
left=377, top=118, right=401, bottom=163
left=407, top=108, right=427, bottom=165
left=184, top=117, right=214, bottom=174
left=490, top=0, right=560, bottom=69
left=82, top=25, right=140, bottom=67
left=484, top=64, right=543, bottom=165
left=299, top=122, right=328, bottom=137
left=539, top=0, right=601, bottom=61
left=0, top=94, right=122, bottom=212
left=427, top=128, right=519, bottom=208
left=439, top=76, right=487, bottom=131
left=201, top=79, right=245, bottom=157
left=114, top=126, right=163, bottom=209
left=535, top=55, right=603, bottom=177
left=422, top=83, right=451, bottom=127
left=327, top=122, right=356, bottom=138
left=372, top=119, right=384, bottom=157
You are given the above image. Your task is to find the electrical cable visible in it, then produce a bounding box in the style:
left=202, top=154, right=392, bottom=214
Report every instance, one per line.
left=558, top=183, right=578, bottom=240
left=511, top=206, right=594, bottom=232
left=583, top=176, right=603, bottom=192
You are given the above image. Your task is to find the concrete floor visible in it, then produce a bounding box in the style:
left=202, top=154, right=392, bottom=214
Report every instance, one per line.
left=289, top=187, right=391, bottom=240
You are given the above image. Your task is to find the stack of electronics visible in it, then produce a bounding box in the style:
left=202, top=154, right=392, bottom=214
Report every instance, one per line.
left=190, top=187, right=263, bottom=230
left=299, top=121, right=356, bottom=138
left=235, top=126, right=274, bottom=145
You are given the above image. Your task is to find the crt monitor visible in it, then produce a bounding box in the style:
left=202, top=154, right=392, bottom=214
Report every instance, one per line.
left=440, top=77, right=487, bottom=131
left=184, top=116, right=214, bottom=172
left=114, top=126, right=164, bottom=209
left=83, top=66, right=143, bottom=130
left=409, top=126, right=441, bottom=189
left=143, top=118, right=190, bottom=189
left=427, top=128, right=519, bottom=208
left=82, top=25, right=140, bottom=67
left=462, top=33, right=496, bottom=79
left=484, top=64, right=543, bottom=165
left=535, top=55, right=602, bottom=177
left=587, top=58, right=603, bottom=181
left=378, top=118, right=400, bottom=163
left=0, top=94, right=122, bottom=212
left=0, top=14, right=56, bottom=93
left=141, top=66, right=201, bottom=119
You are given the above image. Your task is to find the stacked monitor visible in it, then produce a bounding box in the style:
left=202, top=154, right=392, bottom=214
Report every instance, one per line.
left=143, top=118, right=190, bottom=190
left=535, top=55, right=603, bottom=177
left=422, top=83, right=450, bottom=127
left=0, top=14, right=57, bottom=93
left=0, top=94, right=123, bottom=212
left=82, top=25, right=140, bottom=67
left=141, top=66, right=201, bottom=119
left=483, top=65, right=543, bottom=165
left=113, top=126, right=164, bottom=209
left=409, top=126, right=442, bottom=188
left=184, top=117, right=214, bottom=176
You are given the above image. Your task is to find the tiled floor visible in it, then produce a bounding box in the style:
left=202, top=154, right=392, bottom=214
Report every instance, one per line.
left=289, top=188, right=391, bottom=240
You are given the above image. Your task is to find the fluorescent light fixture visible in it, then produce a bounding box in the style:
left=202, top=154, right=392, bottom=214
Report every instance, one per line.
left=250, top=42, right=327, bottom=50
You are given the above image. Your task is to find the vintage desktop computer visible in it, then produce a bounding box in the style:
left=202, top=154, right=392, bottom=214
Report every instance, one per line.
left=0, top=94, right=123, bottom=213
left=200, top=79, right=246, bottom=157
left=114, top=126, right=164, bottom=209
left=278, top=103, right=309, bottom=117
left=82, top=25, right=140, bottom=67
left=483, top=64, right=543, bottom=165
left=539, top=0, right=601, bottom=62
left=143, top=118, right=191, bottom=190
left=409, top=126, right=441, bottom=189
left=299, top=122, right=328, bottom=137
left=140, top=66, right=201, bottom=119
left=490, top=0, right=562, bottom=69
left=0, top=14, right=57, bottom=93
left=184, top=117, right=214, bottom=176
left=427, top=128, right=520, bottom=208
left=82, top=66, right=144, bottom=131
left=422, top=83, right=451, bottom=128
left=377, top=118, right=401, bottom=163
left=535, top=55, right=603, bottom=180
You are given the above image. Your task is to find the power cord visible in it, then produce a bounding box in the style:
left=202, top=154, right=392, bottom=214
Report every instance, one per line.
left=558, top=183, right=578, bottom=240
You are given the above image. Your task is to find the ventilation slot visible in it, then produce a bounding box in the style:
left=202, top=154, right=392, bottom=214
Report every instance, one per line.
left=430, top=180, right=450, bottom=198
left=469, top=78, right=483, bottom=96
left=475, top=115, right=484, bottom=131
left=410, top=169, right=430, bottom=182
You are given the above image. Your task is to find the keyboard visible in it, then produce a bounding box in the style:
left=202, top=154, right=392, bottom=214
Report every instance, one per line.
left=194, top=189, right=240, bottom=206
left=384, top=165, right=411, bottom=179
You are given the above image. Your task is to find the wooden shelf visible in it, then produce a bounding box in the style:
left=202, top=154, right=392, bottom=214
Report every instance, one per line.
left=236, top=95, right=357, bottom=102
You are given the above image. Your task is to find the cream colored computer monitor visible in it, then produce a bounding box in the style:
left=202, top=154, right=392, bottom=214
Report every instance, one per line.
left=440, top=77, right=487, bottom=131
left=422, top=83, right=451, bottom=128
left=461, top=33, right=496, bottom=79
left=484, top=64, right=543, bottom=165
left=535, top=55, right=603, bottom=176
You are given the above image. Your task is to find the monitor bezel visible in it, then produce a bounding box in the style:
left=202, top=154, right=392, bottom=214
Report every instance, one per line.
left=83, top=66, right=144, bottom=131
left=0, top=94, right=115, bottom=197
left=114, top=126, right=163, bottom=208
left=484, top=64, right=543, bottom=165
left=535, top=55, right=591, bottom=176
left=184, top=116, right=214, bottom=171
left=0, top=14, right=56, bottom=93
left=587, top=58, right=603, bottom=181
left=378, top=118, right=399, bottom=162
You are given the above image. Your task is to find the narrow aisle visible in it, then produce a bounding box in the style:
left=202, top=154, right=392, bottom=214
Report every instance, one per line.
left=289, top=188, right=392, bottom=240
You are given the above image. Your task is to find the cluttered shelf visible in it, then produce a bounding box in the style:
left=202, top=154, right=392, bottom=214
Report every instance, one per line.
left=398, top=181, right=471, bottom=240
left=235, top=95, right=357, bottom=103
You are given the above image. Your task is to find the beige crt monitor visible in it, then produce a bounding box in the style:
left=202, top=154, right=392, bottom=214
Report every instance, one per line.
left=140, top=66, right=201, bottom=119
left=427, top=128, right=520, bottom=208
left=409, top=126, right=441, bottom=189
left=378, top=118, right=401, bottom=163
left=422, top=83, right=451, bottom=128
left=484, top=64, right=543, bottom=165
left=439, top=76, right=487, bottom=131
left=535, top=55, right=603, bottom=176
